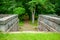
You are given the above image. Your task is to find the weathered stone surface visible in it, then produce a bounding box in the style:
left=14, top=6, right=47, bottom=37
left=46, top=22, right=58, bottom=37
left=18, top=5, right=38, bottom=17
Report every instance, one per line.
left=0, top=14, right=19, bottom=32
left=38, top=15, right=60, bottom=32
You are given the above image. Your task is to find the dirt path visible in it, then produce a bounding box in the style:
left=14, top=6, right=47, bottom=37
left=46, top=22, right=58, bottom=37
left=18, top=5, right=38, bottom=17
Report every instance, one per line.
left=20, top=21, right=38, bottom=31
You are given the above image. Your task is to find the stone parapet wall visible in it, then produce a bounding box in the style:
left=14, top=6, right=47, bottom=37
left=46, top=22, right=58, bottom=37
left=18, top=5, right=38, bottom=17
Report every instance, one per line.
left=0, top=14, right=19, bottom=32
left=38, top=15, right=60, bottom=32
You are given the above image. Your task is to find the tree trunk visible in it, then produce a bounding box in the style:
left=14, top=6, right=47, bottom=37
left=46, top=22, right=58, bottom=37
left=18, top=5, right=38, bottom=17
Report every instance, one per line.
left=32, top=9, right=35, bottom=24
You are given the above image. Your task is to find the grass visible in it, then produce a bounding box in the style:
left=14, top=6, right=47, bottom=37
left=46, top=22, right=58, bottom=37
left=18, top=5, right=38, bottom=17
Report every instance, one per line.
left=18, top=21, right=24, bottom=26
left=18, top=20, right=38, bottom=27
left=29, top=20, right=38, bottom=27
left=0, top=32, right=60, bottom=40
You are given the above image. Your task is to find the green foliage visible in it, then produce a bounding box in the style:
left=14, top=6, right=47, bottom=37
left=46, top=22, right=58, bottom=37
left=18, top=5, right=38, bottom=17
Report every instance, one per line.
left=28, top=1, right=37, bottom=12
left=55, top=0, right=60, bottom=15
left=0, top=0, right=60, bottom=21
left=27, top=0, right=55, bottom=14
left=0, top=0, right=16, bottom=14
left=13, top=7, right=25, bottom=15
left=38, top=0, right=55, bottom=14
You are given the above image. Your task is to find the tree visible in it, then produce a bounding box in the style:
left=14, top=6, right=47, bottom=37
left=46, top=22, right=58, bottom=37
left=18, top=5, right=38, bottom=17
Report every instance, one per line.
left=27, top=0, right=55, bottom=23
left=28, top=1, right=38, bottom=23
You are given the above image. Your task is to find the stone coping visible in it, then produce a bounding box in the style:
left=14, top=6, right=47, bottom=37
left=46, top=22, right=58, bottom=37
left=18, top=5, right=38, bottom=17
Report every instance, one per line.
left=39, top=15, right=60, bottom=25
left=0, top=14, right=18, bottom=25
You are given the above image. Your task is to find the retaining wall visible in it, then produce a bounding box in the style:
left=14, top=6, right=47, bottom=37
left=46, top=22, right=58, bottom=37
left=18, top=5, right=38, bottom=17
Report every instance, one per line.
left=38, top=15, right=60, bottom=32
left=0, top=14, right=19, bottom=32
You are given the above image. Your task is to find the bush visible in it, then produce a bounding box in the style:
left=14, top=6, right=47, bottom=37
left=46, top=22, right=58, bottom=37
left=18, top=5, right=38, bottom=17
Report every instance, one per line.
left=13, top=7, right=25, bottom=15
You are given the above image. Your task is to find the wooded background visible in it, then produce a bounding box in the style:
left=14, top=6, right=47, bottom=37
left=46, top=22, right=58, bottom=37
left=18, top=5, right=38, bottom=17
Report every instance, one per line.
left=0, top=0, right=60, bottom=23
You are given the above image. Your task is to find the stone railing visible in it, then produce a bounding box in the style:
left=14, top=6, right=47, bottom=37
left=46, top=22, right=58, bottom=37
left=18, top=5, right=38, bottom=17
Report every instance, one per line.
left=0, top=14, right=19, bottom=32
left=38, top=15, right=60, bottom=32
